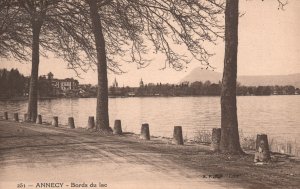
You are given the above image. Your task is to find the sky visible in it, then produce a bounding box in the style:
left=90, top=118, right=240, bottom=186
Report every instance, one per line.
left=1, top=0, right=300, bottom=87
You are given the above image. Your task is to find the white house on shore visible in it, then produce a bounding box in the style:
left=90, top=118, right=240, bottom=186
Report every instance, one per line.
left=59, top=78, right=79, bottom=91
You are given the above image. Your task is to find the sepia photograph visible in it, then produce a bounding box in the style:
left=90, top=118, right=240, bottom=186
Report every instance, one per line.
left=0, top=0, right=299, bottom=188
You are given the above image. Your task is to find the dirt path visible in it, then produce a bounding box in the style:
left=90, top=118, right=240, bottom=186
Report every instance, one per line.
left=0, top=120, right=233, bottom=189
left=0, top=120, right=299, bottom=189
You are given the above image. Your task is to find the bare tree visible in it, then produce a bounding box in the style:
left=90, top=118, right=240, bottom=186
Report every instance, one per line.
left=71, top=0, right=225, bottom=131
left=2, top=0, right=93, bottom=122
left=219, top=0, right=288, bottom=154
left=21, top=1, right=47, bottom=122
left=219, top=0, right=243, bottom=154
left=86, top=0, right=111, bottom=131
left=15, top=0, right=73, bottom=122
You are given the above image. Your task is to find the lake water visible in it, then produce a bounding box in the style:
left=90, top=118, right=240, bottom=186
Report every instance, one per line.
left=0, top=96, right=299, bottom=153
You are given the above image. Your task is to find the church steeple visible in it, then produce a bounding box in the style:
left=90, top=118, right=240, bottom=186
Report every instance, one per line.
left=112, top=77, right=118, bottom=88
left=139, top=78, right=144, bottom=87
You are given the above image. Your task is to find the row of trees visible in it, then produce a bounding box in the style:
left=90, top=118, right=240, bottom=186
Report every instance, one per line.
left=1, top=68, right=296, bottom=98
left=109, top=82, right=298, bottom=97
left=0, top=0, right=288, bottom=154
left=0, top=68, right=28, bottom=98
left=136, top=82, right=221, bottom=96
left=0, top=68, right=57, bottom=98
left=237, top=85, right=297, bottom=96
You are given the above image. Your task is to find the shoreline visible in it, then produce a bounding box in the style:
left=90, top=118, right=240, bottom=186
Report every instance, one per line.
left=0, top=119, right=299, bottom=189
left=0, top=109, right=299, bottom=158
left=0, top=94, right=299, bottom=101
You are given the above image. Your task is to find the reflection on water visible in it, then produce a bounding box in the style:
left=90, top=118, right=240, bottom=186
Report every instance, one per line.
left=0, top=96, right=299, bottom=145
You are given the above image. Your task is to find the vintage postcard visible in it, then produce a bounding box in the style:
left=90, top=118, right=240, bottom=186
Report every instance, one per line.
left=0, top=0, right=299, bottom=189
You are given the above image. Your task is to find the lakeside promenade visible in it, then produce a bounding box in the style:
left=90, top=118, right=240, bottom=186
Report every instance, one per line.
left=0, top=120, right=299, bottom=189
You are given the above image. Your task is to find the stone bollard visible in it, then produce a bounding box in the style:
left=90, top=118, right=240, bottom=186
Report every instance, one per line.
left=36, top=115, right=42, bottom=124
left=88, top=116, right=95, bottom=129
left=211, top=128, right=221, bottom=152
left=23, top=113, right=28, bottom=122
left=140, top=123, right=150, bottom=140
left=113, top=120, right=122, bottom=135
left=4, top=112, right=8, bottom=120
left=52, top=116, right=58, bottom=127
left=172, top=126, right=184, bottom=145
left=254, top=134, right=271, bottom=163
left=14, top=113, right=19, bottom=122
left=68, top=117, right=75, bottom=129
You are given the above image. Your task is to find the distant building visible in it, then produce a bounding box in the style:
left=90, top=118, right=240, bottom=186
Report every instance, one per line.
left=109, top=78, right=122, bottom=96
left=127, top=92, right=136, bottom=97
left=51, top=79, right=60, bottom=90
left=39, top=73, right=79, bottom=96
left=48, top=78, right=78, bottom=91
left=59, top=78, right=79, bottom=91
left=47, top=72, right=54, bottom=80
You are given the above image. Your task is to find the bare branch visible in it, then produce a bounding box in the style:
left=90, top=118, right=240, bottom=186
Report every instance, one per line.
left=276, top=0, right=288, bottom=10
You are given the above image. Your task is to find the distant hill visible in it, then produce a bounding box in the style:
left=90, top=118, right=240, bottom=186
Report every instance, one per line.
left=180, top=68, right=300, bottom=88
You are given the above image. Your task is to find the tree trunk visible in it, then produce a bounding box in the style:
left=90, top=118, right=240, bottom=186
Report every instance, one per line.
left=87, top=0, right=111, bottom=132
left=27, top=22, right=42, bottom=122
left=219, top=0, right=243, bottom=154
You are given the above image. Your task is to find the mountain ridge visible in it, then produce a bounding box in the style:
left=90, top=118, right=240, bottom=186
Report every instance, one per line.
left=180, top=68, right=300, bottom=88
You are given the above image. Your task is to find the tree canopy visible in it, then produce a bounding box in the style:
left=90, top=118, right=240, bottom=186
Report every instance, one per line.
left=0, top=0, right=31, bottom=60
left=49, top=0, right=225, bottom=74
